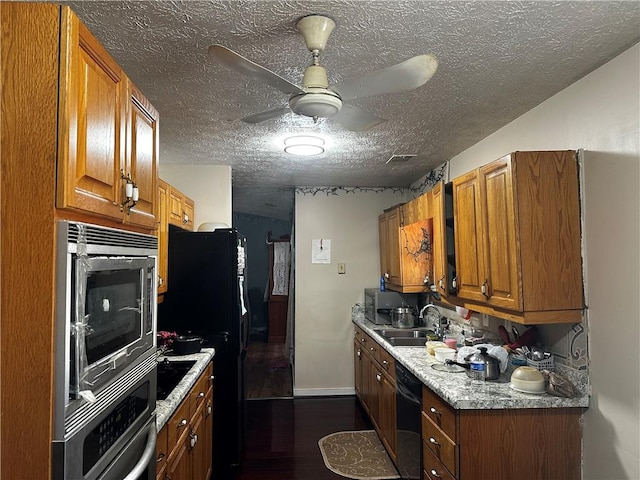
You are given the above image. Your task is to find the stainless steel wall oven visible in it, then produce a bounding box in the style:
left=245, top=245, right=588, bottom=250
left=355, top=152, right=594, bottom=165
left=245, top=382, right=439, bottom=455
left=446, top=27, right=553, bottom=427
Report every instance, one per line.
left=53, top=221, right=158, bottom=480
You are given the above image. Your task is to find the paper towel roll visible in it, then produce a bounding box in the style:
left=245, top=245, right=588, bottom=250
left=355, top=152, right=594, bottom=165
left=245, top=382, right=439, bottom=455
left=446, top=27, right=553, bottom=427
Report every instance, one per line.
left=456, top=306, right=472, bottom=320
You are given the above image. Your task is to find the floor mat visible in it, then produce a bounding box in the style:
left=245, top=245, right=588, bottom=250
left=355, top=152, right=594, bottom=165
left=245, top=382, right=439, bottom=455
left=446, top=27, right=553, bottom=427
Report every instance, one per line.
left=318, top=430, right=400, bottom=480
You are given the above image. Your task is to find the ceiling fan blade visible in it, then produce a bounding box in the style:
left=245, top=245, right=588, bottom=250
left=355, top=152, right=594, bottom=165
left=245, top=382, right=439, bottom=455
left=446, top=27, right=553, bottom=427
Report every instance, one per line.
left=208, top=45, right=304, bottom=95
left=241, top=107, right=291, bottom=124
left=330, top=54, right=438, bottom=102
left=331, top=104, right=386, bottom=132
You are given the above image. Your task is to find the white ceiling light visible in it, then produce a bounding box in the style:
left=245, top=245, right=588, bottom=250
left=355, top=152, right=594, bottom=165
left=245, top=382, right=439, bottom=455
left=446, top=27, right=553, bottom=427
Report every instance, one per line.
left=284, top=135, right=325, bottom=155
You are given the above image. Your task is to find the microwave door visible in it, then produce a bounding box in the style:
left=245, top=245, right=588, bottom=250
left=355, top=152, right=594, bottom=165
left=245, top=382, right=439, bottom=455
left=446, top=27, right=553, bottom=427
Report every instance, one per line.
left=73, top=257, right=154, bottom=395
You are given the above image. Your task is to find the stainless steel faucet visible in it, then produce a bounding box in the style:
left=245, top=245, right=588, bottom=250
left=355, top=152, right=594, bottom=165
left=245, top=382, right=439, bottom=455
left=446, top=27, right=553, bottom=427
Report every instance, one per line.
left=418, top=303, right=444, bottom=337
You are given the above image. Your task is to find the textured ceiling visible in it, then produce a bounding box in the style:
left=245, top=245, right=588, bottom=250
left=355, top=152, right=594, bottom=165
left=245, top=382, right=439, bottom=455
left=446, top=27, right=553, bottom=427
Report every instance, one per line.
left=64, top=1, right=639, bottom=220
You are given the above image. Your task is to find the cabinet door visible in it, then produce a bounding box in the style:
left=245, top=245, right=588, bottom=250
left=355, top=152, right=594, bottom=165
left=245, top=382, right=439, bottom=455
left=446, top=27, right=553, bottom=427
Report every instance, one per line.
left=478, top=158, right=521, bottom=310
left=204, top=387, right=214, bottom=480
left=57, top=15, right=125, bottom=221
left=183, top=196, right=195, bottom=231
left=169, top=188, right=184, bottom=226
left=190, top=402, right=208, bottom=480
left=125, top=82, right=158, bottom=228
left=453, top=170, right=487, bottom=303
left=157, top=179, right=169, bottom=295
left=166, top=433, right=191, bottom=480
left=386, top=208, right=402, bottom=286
left=354, top=340, right=364, bottom=402
left=378, top=371, right=396, bottom=461
left=378, top=213, right=389, bottom=280
left=431, top=183, right=448, bottom=296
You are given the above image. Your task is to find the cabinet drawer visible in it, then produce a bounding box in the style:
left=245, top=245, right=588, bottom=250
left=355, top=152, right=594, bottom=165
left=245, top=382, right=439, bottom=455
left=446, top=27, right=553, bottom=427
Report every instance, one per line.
left=156, top=425, right=168, bottom=471
left=422, top=413, right=457, bottom=476
left=378, top=348, right=395, bottom=378
left=423, top=386, right=457, bottom=442
left=166, top=398, right=190, bottom=458
left=423, top=443, right=457, bottom=480
left=189, top=363, right=213, bottom=415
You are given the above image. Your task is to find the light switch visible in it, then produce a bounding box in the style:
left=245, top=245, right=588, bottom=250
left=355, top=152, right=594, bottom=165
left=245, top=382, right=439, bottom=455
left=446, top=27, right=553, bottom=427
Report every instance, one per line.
left=338, top=263, right=346, bottom=274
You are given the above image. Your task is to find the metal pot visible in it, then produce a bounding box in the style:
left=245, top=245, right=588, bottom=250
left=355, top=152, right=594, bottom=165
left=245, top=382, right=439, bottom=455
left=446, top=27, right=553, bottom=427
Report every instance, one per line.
left=172, top=335, right=203, bottom=355
left=445, top=347, right=501, bottom=380
left=391, top=307, right=417, bottom=329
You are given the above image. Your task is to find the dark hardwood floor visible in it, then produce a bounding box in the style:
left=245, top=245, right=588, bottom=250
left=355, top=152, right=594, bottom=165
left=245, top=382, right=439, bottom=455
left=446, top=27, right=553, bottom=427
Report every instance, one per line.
left=245, top=340, right=293, bottom=399
left=236, top=396, right=373, bottom=479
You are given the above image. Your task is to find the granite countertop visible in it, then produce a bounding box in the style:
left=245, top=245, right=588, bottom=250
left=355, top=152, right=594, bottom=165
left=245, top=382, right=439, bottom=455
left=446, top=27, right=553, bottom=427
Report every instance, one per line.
left=156, top=348, right=215, bottom=430
left=353, top=316, right=590, bottom=410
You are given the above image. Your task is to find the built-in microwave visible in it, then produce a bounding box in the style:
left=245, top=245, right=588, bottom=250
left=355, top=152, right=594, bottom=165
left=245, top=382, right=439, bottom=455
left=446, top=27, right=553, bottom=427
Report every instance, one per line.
left=54, top=221, right=158, bottom=417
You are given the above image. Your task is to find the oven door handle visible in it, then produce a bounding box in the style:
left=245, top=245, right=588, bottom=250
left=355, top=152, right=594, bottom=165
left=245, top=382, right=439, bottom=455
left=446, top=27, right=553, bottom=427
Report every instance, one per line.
left=121, top=421, right=157, bottom=480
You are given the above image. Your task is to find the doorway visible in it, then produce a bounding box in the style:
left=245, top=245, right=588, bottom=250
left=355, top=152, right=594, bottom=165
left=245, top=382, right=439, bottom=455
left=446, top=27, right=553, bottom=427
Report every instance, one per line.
left=233, top=212, right=293, bottom=399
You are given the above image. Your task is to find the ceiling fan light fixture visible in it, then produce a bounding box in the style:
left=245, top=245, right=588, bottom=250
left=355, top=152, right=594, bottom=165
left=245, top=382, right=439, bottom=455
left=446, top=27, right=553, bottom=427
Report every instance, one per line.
left=284, top=135, right=325, bottom=156
left=289, top=91, right=342, bottom=118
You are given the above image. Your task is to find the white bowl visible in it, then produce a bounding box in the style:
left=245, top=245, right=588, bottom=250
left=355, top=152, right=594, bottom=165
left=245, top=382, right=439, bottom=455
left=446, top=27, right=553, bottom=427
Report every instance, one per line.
left=434, top=347, right=456, bottom=363
left=510, top=367, right=546, bottom=393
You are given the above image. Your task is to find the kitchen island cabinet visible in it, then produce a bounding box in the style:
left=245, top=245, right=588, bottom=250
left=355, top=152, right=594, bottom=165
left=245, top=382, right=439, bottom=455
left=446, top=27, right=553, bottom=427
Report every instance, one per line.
left=451, top=151, right=583, bottom=324
left=353, top=316, right=587, bottom=479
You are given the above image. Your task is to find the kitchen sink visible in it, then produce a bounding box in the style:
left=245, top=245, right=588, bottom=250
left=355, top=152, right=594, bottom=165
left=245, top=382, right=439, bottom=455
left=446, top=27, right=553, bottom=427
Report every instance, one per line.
left=373, top=328, right=438, bottom=347
left=156, top=359, right=196, bottom=401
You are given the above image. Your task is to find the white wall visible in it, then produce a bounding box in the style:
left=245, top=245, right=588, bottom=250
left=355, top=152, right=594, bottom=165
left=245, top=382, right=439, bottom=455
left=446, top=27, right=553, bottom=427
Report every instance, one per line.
left=446, top=44, right=640, bottom=480
left=159, top=164, right=232, bottom=228
left=293, top=189, right=406, bottom=396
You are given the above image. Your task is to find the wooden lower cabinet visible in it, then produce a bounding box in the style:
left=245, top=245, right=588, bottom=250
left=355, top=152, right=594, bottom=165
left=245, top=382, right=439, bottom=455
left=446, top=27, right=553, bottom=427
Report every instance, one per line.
left=353, top=327, right=396, bottom=462
left=159, top=361, right=214, bottom=480
left=421, top=385, right=582, bottom=479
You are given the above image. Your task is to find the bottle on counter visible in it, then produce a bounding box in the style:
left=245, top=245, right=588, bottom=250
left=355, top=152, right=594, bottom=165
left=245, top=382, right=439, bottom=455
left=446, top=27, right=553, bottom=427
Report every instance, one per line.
left=380, top=275, right=385, bottom=291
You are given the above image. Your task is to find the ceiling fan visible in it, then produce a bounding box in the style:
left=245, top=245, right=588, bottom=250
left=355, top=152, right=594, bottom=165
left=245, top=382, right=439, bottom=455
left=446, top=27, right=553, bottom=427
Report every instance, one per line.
left=208, top=15, right=438, bottom=132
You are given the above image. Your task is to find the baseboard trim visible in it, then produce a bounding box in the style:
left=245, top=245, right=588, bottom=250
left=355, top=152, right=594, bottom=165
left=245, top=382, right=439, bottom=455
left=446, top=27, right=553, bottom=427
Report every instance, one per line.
left=293, top=387, right=355, bottom=397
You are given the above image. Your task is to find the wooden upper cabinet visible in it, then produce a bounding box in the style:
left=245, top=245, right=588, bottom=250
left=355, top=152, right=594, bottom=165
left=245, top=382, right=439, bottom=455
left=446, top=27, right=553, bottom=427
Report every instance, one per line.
left=56, top=9, right=158, bottom=229
left=57, top=13, right=125, bottom=222
left=125, top=82, right=158, bottom=228
left=169, top=186, right=195, bottom=231
left=379, top=203, right=433, bottom=293
left=157, top=179, right=169, bottom=295
left=431, top=183, right=448, bottom=297
left=452, top=151, right=583, bottom=324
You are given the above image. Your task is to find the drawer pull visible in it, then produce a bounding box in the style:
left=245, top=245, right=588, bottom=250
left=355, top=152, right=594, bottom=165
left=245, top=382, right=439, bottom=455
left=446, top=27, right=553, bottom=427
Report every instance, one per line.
left=376, top=373, right=382, bottom=382
left=360, top=337, right=366, bottom=343
left=429, top=437, right=440, bottom=446
left=382, top=360, right=389, bottom=366
left=430, top=406, right=441, bottom=416
left=177, top=419, right=188, bottom=429
left=197, top=392, right=205, bottom=399
left=430, top=469, right=442, bottom=478
left=156, top=452, right=165, bottom=463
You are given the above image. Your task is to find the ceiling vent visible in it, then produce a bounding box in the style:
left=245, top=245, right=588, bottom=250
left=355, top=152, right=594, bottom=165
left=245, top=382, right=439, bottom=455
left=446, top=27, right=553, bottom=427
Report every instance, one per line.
left=386, top=154, right=417, bottom=164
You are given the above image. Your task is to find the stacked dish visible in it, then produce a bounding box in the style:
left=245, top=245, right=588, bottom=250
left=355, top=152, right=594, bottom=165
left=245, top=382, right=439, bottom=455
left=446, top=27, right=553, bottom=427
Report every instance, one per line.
left=510, top=366, right=546, bottom=394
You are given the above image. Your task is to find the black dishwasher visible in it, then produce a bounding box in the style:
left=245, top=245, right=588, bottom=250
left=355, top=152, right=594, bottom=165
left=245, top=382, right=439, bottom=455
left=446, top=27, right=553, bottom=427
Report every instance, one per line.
left=395, top=362, right=422, bottom=480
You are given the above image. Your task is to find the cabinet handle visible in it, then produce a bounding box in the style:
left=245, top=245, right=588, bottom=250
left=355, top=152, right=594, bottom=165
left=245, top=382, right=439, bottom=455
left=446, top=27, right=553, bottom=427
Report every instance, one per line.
left=429, top=437, right=440, bottom=446
left=156, top=452, right=165, bottom=463
left=376, top=373, right=382, bottom=382
left=182, top=211, right=189, bottom=224
left=360, top=337, right=366, bottom=343
left=197, top=392, right=205, bottom=399
left=438, top=275, right=445, bottom=291
left=481, top=279, right=489, bottom=298
left=384, top=272, right=389, bottom=279
left=207, top=403, right=213, bottom=416
left=370, top=347, right=375, bottom=352
left=189, top=432, right=198, bottom=448
left=430, top=469, right=442, bottom=478
left=177, top=419, right=188, bottom=429
left=157, top=275, right=164, bottom=287
left=209, top=375, right=215, bottom=382
left=429, top=406, right=441, bottom=416
left=382, top=360, right=389, bottom=366
left=452, top=276, right=457, bottom=289
left=357, top=349, right=361, bottom=358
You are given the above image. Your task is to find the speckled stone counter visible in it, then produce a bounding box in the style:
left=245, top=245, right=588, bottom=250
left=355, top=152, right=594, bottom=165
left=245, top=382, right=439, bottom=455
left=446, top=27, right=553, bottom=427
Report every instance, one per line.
left=156, top=348, right=215, bottom=430
left=353, top=316, right=589, bottom=410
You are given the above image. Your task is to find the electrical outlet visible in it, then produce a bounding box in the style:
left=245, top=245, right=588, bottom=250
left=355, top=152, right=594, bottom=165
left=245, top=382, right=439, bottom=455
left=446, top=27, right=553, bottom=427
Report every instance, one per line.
left=482, top=313, right=489, bottom=327
left=337, top=263, right=346, bottom=274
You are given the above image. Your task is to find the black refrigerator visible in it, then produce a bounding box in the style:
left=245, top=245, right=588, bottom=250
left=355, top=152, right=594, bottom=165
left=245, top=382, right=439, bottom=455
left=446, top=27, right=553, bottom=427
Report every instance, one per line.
left=158, top=226, right=250, bottom=480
